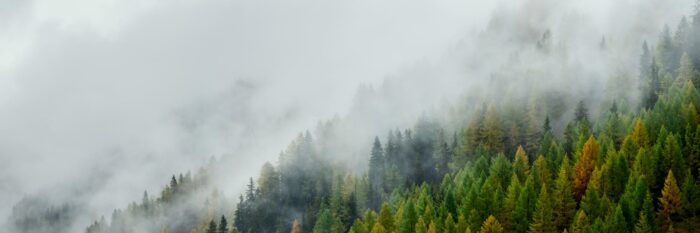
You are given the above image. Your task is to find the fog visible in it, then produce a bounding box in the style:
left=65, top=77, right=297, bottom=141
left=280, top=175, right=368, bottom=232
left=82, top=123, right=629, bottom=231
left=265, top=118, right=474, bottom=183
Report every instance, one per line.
left=0, top=0, right=693, bottom=232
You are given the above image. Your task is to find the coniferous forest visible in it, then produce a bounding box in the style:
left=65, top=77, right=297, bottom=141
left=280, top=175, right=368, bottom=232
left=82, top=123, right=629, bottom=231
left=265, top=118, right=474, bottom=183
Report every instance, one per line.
left=8, top=1, right=700, bottom=233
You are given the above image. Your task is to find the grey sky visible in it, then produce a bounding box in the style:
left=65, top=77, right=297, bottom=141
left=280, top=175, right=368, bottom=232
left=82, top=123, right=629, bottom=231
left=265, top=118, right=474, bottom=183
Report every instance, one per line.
left=0, top=0, right=498, bottom=229
left=0, top=0, right=695, bottom=232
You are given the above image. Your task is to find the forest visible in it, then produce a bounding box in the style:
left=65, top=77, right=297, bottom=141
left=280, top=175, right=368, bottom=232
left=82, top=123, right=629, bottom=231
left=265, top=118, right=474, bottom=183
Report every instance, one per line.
left=9, top=2, right=700, bottom=233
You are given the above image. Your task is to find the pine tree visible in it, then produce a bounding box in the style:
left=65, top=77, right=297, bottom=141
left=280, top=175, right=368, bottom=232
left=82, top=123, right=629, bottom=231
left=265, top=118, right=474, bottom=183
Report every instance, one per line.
left=661, top=135, right=684, bottom=182
left=368, top=137, right=385, bottom=210
left=314, top=209, right=341, bottom=233
left=579, top=187, right=601, bottom=220
left=528, top=184, right=556, bottom=233
left=604, top=205, right=626, bottom=233
left=531, top=155, right=551, bottom=193
left=480, top=216, right=504, bottom=233
left=513, top=145, right=530, bottom=182
left=633, top=212, right=652, bottom=233
left=481, top=105, right=503, bottom=152
left=219, top=215, right=228, bottom=233
left=681, top=169, right=699, bottom=217
left=641, top=191, right=656, bottom=233
left=257, top=162, right=280, bottom=197
left=370, top=223, right=386, bottom=233
left=415, top=217, right=427, bottom=233
left=569, top=211, right=588, bottom=233
left=427, top=221, right=437, bottom=233
left=456, top=214, right=468, bottom=233
left=573, top=136, right=599, bottom=201
left=398, top=200, right=417, bottom=233
left=677, top=53, right=695, bottom=86
left=575, top=101, right=589, bottom=123
left=207, top=220, right=218, bottom=233
left=500, top=173, right=521, bottom=231
left=489, top=153, right=512, bottom=190
left=377, top=203, right=394, bottom=233
left=552, top=157, right=576, bottom=231
left=513, top=177, right=536, bottom=233
left=444, top=213, right=456, bottom=233
left=658, top=170, right=682, bottom=232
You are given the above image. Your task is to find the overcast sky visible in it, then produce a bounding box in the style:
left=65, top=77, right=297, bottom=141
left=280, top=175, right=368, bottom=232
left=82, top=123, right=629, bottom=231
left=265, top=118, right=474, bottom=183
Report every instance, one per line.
left=1, top=0, right=697, bottom=232
left=0, top=0, right=502, bottom=227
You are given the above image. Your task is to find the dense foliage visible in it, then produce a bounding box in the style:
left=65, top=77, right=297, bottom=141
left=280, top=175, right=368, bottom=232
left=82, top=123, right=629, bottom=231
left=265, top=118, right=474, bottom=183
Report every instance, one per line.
left=78, top=5, right=700, bottom=233
left=227, top=10, right=700, bottom=233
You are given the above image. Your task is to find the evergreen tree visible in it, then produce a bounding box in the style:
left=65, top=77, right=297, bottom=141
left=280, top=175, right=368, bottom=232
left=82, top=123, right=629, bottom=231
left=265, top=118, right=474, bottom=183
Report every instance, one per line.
left=444, top=213, right=456, bottom=233
left=513, top=177, right=536, bottom=233
left=456, top=214, right=468, bottom=233
left=604, top=205, right=627, bottom=233
left=480, top=216, right=504, bottom=233
left=658, top=170, right=682, bottom=232
left=313, top=209, right=341, bottom=233
left=552, top=157, right=576, bottom=231
left=397, top=200, right=417, bottom=233
left=681, top=169, right=699, bottom=217
left=573, top=136, right=599, bottom=201
left=481, top=105, right=503, bottom=152
left=219, top=216, right=228, bottom=233
left=500, top=173, right=521, bottom=231
left=415, top=217, right=427, bottom=233
left=513, top=145, right=530, bottom=182
left=575, top=101, right=589, bottom=123
left=569, top=211, right=589, bottom=233
left=370, top=223, right=386, bottom=233
left=207, top=220, right=218, bottom=233
left=633, top=212, right=652, bottom=233
left=528, top=184, right=556, bottom=233
left=377, top=203, right=394, bottom=233
left=427, top=221, right=438, bottom=233
left=368, top=137, right=385, bottom=210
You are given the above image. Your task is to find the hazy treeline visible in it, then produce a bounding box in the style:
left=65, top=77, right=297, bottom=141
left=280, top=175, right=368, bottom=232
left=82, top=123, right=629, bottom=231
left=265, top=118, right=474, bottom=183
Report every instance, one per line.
left=226, top=6, right=700, bottom=233
left=10, top=1, right=700, bottom=233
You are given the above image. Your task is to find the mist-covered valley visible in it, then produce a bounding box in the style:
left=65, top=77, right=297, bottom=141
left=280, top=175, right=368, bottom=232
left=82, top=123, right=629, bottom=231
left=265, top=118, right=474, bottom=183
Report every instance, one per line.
left=2, top=0, right=700, bottom=232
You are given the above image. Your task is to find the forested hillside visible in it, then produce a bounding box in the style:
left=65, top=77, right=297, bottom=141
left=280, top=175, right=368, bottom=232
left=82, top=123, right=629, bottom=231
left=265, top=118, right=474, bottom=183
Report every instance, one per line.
left=73, top=3, right=700, bottom=233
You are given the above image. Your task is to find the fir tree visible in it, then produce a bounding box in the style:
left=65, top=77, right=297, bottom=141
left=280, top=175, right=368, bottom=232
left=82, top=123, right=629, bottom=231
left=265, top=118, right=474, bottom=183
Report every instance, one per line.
left=480, top=216, right=504, bottom=233
left=658, top=170, right=682, bottom=232
left=207, top=220, right=218, bottom=233
left=219, top=216, right=228, bottom=233
left=377, top=203, right=394, bottom=233
left=528, top=184, right=556, bottom=233
left=573, top=136, right=599, bottom=201
left=552, top=157, right=576, bottom=231
left=397, top=200, right=417, bottom=233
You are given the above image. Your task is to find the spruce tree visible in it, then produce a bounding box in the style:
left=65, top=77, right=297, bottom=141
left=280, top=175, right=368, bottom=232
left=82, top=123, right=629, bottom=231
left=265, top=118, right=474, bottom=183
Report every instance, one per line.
left=658, top=170, right=681, bottom=232
left=219, top=215, right=228, bottom=233
left=603, top=205, right=627, bottom=233
left=368, top=137, right=385, bottom=210
left=552, top=157, right=576, bottom=231
left=573, top=136, right=599, bottom=201
left=500, top=173, right=520, bottom=231
left=633, top=212, right=652, bottom=233
left=528, top=184, right=556, bottom=233
left=480, top=216, right=504, bottom=233
left=513, top=146, right=530, bottom=182
left=370, top=223, right=386, bottom=233
left=207, top=220, right=218, bottom=233
left=513, top=176, right=536, bottom=233
left=377, top=203, right=394, bottom=233
left=397, top=200, right=417, bottom=233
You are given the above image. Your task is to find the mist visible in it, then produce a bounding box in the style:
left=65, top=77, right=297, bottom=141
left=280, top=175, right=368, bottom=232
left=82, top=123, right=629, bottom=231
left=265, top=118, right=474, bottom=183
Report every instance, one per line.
left=0, top=0, right=694, bottom=232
